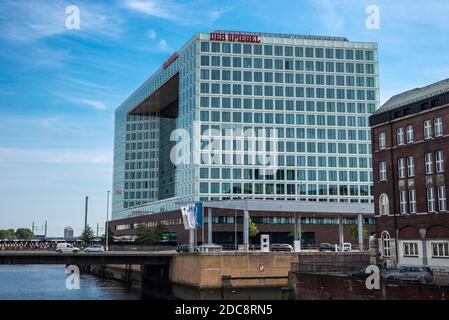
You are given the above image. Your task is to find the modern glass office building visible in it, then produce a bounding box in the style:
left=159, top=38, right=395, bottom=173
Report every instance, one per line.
left=112, top=31, right=379, bottom=221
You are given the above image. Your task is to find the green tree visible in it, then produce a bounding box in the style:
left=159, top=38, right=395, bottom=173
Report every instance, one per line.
left=80, top=225, right=95, bottom=243
left=154, top=223, right=168, bottom=242
left=135, top=224, right=157, bottom=245
left=0, top=229, right=16, bottom=240
left=15, top=228, right=35, bottom=239
left=248, top=218, right=259, bottom=238
left=349, top=224, right=368, bottom=240
left=100, top=227, right=114, bottom=245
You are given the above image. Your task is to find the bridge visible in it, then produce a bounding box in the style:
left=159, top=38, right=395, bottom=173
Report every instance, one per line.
left=0, top=251, right=175, bottom=265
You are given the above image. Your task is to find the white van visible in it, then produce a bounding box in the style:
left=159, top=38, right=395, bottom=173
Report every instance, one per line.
left=56, top=243, right=80, bottom=253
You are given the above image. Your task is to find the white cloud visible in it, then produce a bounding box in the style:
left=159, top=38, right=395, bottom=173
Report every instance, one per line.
left=0, top=0, right=123, bottom=43
left=74, top=98, right=108, bottom=110
left=124, top=0, right=231, bottom=25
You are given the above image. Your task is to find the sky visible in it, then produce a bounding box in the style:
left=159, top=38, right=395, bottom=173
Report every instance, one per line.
left=0, top=0, right=448, bottom=237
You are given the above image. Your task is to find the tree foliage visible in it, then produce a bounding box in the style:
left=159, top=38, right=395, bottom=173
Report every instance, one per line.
left=80, top=225, right=95, bottom=243
left=100, top=227, right=114, bottom=245
left=135, top=223, right=167, bottom=245
left=248, top=218, right=259, bottom=238
left=15, top=228, right=35, bottom=239
left=349, top=224, right=368, bottom=240
left=0, top=229, right=16, bottom=240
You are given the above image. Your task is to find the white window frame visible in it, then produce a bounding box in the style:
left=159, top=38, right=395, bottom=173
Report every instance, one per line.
left=432, top=242, right=449, bottom=258
left=438, top=185, right=447, bottom=212
left=396, top=127, right=405, bottom=145
left=403, top=242, right=419, bottom=257
left=398, top=158, right=405, bottom=179
left=379, top=161, right=387, bottom=181
left=424, top=120, right=432, bottom=140
left=379, top=193, right=389, bottom=216
left=382, top=231, right=391, bottom=258
left=407, top=156, right=415, bottom=177
left=406, top=125, right=414, bottom=144
left=425, top=152, right=433, bottom=175
left=379, top=132, right=386, bottom=150
left=434, top=117, right=443, bottom=137
left=409, top=189, right=417, bottom=214
left=436, top=150, right=444, bottom=173
left=399, top=190, right=407, bottom=214
left=427, top=187, right=436, bottom=213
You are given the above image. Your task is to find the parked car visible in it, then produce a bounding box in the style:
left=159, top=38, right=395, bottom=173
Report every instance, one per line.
left=383, top=266, right=434, bottom=284
left=338, top=243, right=352, bottom=252
left=56, top=243, right=80, bottom=253
left=319, top=242, right=336, bottom=251
left=84, top=244, right=105, bottom=253
left=270, top=243, right=293, bottom=252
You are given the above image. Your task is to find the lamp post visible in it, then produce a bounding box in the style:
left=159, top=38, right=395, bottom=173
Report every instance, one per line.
left=105, top=190, right=110, bottom=251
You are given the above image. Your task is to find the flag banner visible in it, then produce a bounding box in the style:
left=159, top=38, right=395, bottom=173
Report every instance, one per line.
left=195, top=202, right=203, bottom=229
left=181, top=204, right=195, bottom=230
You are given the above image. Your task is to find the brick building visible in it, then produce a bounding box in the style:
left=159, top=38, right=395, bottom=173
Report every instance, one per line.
left=370, top=78, right=449, bottom=270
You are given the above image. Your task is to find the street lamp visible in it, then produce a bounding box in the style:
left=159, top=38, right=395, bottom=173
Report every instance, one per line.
left=105, top=190, right=110, bottom=251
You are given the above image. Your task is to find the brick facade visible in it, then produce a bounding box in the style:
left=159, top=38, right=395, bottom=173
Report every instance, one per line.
left=371, top=91, right=449, bottom=269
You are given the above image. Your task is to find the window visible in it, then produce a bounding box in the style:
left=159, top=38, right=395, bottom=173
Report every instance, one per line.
left=398, top=158, right=405, bottom=179
left=379, top=132, right=386, bottom=150
left=379, top=161, right=387, bottom=181
left=379, top=194, right=389, bottom=215
left=438, top=186, right=447, bottom=212
left=409, top=189, right=417, bottom=213
left=396, top=127, right=404, bottom=145
left=400, top=190, right=407, bottom=214
left=435, top=117, right=443, bottom=137
left=436, top=150, right=444, bottom=173
left=425, top=153, right=433, bottom=175
left=432, top=242, right=449, bottom=258
left=382, top=232, right=391, bottom=257
left=424, top=120, right=432, bottom=139
left=406, top=125, right=414, bottom=143
left=403, top=242, right=419, bottom=257
left=427, top=187, right=436, bottom=213
left=407, top=156, right=415, bottom=177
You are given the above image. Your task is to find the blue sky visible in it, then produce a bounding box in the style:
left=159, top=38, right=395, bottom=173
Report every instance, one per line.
left=0, top=0, right=448, bottom=236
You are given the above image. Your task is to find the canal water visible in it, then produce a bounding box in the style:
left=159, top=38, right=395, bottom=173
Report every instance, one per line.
left=0, top=265, right=141, bottom=300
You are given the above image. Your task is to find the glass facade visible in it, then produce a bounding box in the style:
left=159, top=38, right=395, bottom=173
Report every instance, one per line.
left=112, top=32, right=379, bottom=220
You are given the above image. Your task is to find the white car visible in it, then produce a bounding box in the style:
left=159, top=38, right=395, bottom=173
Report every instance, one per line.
left=84, top=245, right=105, bottom=253
left=56, top=243, right=80, bottom=253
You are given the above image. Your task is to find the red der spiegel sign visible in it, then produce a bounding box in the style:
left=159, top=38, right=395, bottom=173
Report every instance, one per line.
left=209, top=32, right=261, bottom=43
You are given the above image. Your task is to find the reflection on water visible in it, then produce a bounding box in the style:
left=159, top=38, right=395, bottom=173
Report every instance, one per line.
left=0, top=265, right=141, bottom=300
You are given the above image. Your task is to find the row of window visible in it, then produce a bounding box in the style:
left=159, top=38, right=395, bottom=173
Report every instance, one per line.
left=379, top=151, right=445, bottom=181
left=199, top=83, right=377, bottom=100
left=379, top=185, right=447, bottom=215
left=200, top=42, right=375, bottom=61
left=403, top=242, right=449, bottom=258
left=200, top=69, right=376, bottom=87
left=200, top=111, right=369, bottom=128
left=200, top=168, right=371, bottom=182
left=378, top=117, right=444, bottom=150
left=199, top=56, right=376, bottom=74
left=199, top=98, right=376, bottom=113
left=199, top=182, right=372, bottom=196
left=381, top=232, right=449, bottom=259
